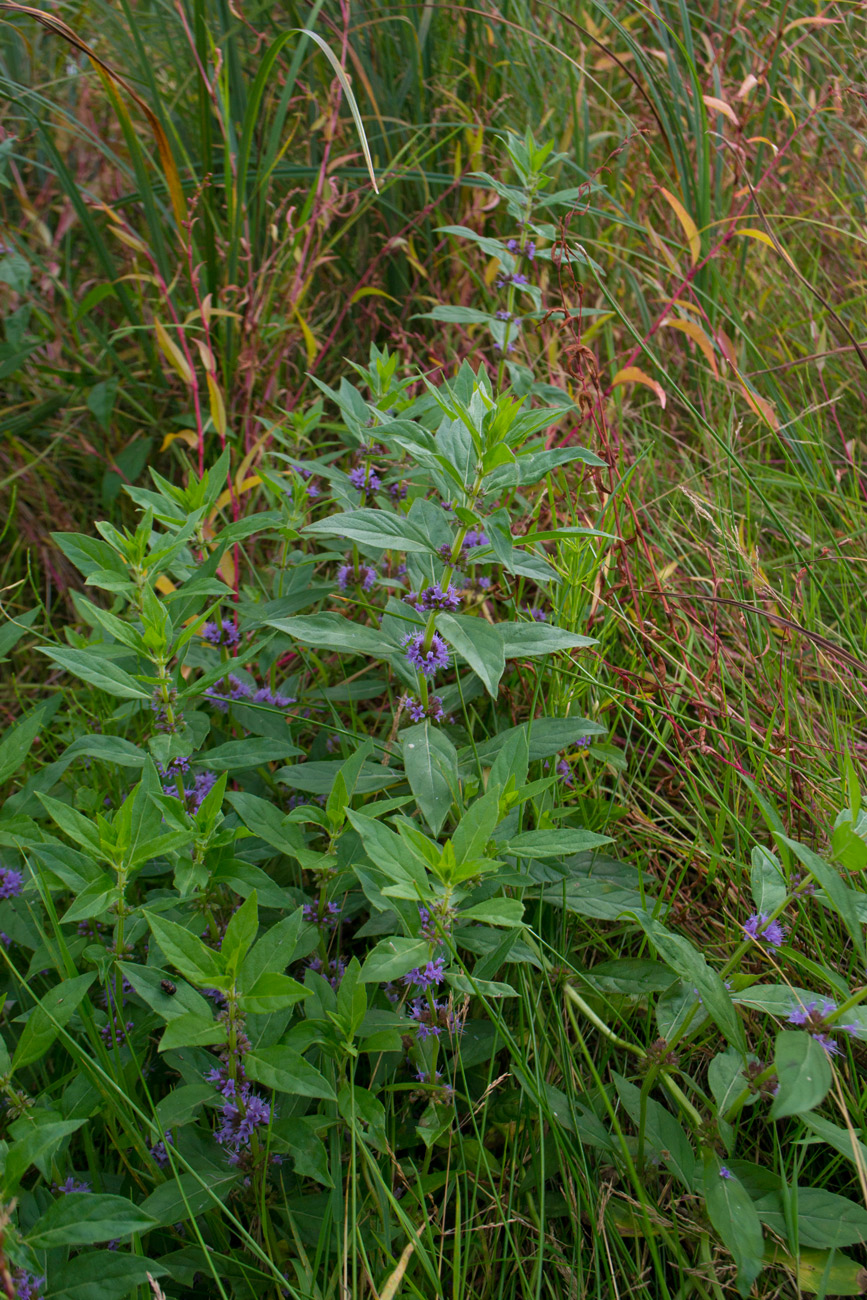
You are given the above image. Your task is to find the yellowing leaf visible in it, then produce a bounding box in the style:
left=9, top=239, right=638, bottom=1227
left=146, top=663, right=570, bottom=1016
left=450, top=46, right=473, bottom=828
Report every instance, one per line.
left=154, top=319, right=193, bottom=385
left=194, top=338, right=216, bottom=373
left=610, top=367, right=666, bottom=409
left=292, top=306, right=318, bottom=367
left=349, top=287, right=399, bottom=305
left=746, top=135, right=778, bottom=154
left=218, top=549, right=236, bottom=588
left=376, top=1243, right=415, bottom=1300
left=735, top=228, right=796, bottom=270
left=214, top=477, right=261, bottom=513
left=771, top=94, right=797, bottom=127
left=108, top=226, right=149, bottom=255
left=206, top=372, right=227, bottom=438
left=783, top=15, right=842, bottom=33
left=657, top=187, right=700, bottom=265
left=154, top=575, right=176, bottom=595
left=159, top=430, right=198, bottom=452
left=663, top=317, right=719, bottom=377
left=703, top=95, right=739, bottom=125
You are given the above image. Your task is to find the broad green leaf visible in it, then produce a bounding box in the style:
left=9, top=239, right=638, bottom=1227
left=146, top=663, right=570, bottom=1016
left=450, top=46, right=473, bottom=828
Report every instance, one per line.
left=140, top=1172, right=239, bottom=1225
left=402, top=723, right=457, bottom=835
left=245, top=1046, right=335, bottom=1100
left=705, top=1158, right=765, bottom=1296
left=756, top=1187, right=867, bottom=1251
left=237, top=972, right=310, bottom=1014
left=801, top=1112, right=867, bottom=1171
left=13, top=973, right=95, bottom=1071
left=144, top=912, right=226, bottom=987
left=770, top=1031, right=832, bottom=1119
left=498, top=623, right=596, bottom=658
left=263, top=612, right=385, bottom=658
left=3, top=1119, right=86, bottom=1193
left=119, top=963, right=212, bottom=1023
left=445, top=973, right=517, bottom=998
left=505, top=828, right=612, bottom=857
left=360, top=937, right=430, bottom=983
left=277, top=759, right=399, bottom=795
left=414, top=304, right=494, bottom=324
left=471, top=717, right=604, bottom=765
left=542, top=879, right=647, bottom=922
left=220, top=891, right=259, bottom=975
left=452, top=787, right=501, bottom=864
left=36, top=792, right=103, bottom=855
left=302, top=508, right=437, bottom=553
left=158, top=1012, right=223, bottom=1051
left=0, top=700, right=54, bottom=785
left=239, top=910, right=312, bottom=989
left=438, top=612, right=506, bottom=698
left=750, top=846, right=786, bottom=915
left=45, top=1252, right=166, bottom=1300
left=202, top=737, right=302, bottom=768
left=59, top=735, right=146, bottom=769
left=777, top=835, right=865, bottom=961
left=37, top=647, right=151, bottom=699
left=708, top=1047, right=757, bottom=1117
left=458, top=898, right=525, bottom=927
left=613, top=1074, right=695, bottom=1190
left=0, top=606, right=39, bottom=663
left=631, top=914, right=745, bottom=1051
left=225, top=791, right=303, bottom=855
left=28, top=1193, right=157, bottom=1247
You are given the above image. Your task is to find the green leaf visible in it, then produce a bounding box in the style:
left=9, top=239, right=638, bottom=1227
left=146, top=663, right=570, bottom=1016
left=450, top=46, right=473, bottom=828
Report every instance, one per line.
left=3, top=1119, right=86, bottom=1193
left=0, top=701, right=54, bottom=785
left=630, top=914, right=745, bottom=1051
left=505, top=828, right=612, bottom=857
left=402, top=723, right=457, bottom=835
left=613, top=1074, right=695, bottom=1190
left=708, top=1046, right=756, bottom=1117
left=277, top=759, right=399, bottom=795
left=139, top=1173, right=238, bottom=1227
left=13, top=973, right=95, bottom=1071
left=60, top=876, right=119, bottom=925
left=273, top=1117, right=333, bottom=1186
left=756, top=1187, right=867, bottom=1251
left=471, top=717, right=604, bottom=765
left=360, top=937, right=430, bottom=983
left=28, top=1193, right=156, bottom=1247
left=777, top=835, right=865, bottom=961
left=144, top=912, right=226, bottom=987
left=705, top=1159, right=765, bottom=1296
left=438, top=613, right=506, bottom=698
left=221, top=891, right=259, bottom=975
left=202, top=738, right=302, bottom=768
left=445, top=973, right=518, bottom=998
left=0, top=606, right=38, bottom=664
left=237, top=972, right=310, bottom=1014
left=498, top=623, right=596, bottom=658
left=264, top=611, right=385, bottom=658
left=36, top=792, right=103, bottom=855
left=119, top=963, right=212, bottom=1023
left=45, top=1252, right=166, bottom=1300
left=770, top=1031, right=832, bottom=1119
left=159, top=1012, right=223, bottom=1051
left=459, top=898, right=525, bottom=927
left=245, top=1046, right=335, bottom=1100
left=415, top=304, right=494, bottom=324
left=225, top=791, right=303, bottom=855
left=801, top=1112, right=867, bottom=1172
left=302, top=508, right=437, bottom=553
left=239, top=910, right=312, bottom=989
left=750, top=846, right=786, bottom=916
left=37, top=647, right=151, bottom=699
left=59, top=735, right=146, bottom=769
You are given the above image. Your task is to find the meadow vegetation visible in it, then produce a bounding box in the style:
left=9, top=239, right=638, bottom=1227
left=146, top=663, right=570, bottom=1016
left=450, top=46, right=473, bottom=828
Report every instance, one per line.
left=1, top=1, right=866, bottom=1297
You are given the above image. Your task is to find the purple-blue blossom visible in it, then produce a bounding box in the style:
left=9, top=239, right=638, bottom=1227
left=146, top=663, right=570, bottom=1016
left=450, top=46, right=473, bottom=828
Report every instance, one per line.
left=402, top=631, right=450, bottom=679
left=337, top=562, right=378, bottom=592
left=302, top=901, right=341, bottom=929
left=417, top=584, right=462, bottom=612
left=403, top=959, right=445, bottom=991
left=53, top=1176, right=91, bottom=1194
left=719, top=1167, right=732, bottom=1179
left=12, top=1270, right=46, bottom=1300
left=216, top=1088, right=271, bottom=1149
left=348, top=465, right=382, bottom=494
left=201, top=619, right=240, bottom=647
left=463, top=529, right=489, bottom=551
left=252, top=686, right=297, bottom=708
left=742, top=912, right=787, bottom=950
left=0, top=865, right=23, bottom=899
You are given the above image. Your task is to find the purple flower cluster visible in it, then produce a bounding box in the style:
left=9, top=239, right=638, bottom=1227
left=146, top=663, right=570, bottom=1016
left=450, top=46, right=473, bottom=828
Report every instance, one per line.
left=409, top=998, right=460, bottom=1041
left=389, top=481, right=408, bottom=502
left=291, top=463, right=321, bottom=500
left=403, top=959, right=445, bottom=992
left=337, top=562, right=378, bottom=592
left=53, top=1176, right=91, bottom=1194
left=787, top=998, right=858, bottom=1056
left=525, top=606, right=548, bottom=622
left=403, top=584, right=462, bottom=613
left=12, top=1270, right=46, bottom=1300
left=463, top=529, right=489, bottom=551
left=302, top=901, right=341, bottom=929
left=201, top=619, right=240, bottom=647
left=215, top=1081, right=271, bottom=1155
left=0, top=864, right=23, bottom=898
left=402, top=631, right=450, bottom=679
left=204, top=673, right=253, bottom=712
left=403, top=695, right=450, bottom=724
left=150, top=1132, right=174, bottom=1168
left=418, top=902, right=454, bottom=942
left=253, top=685, right=296, bottom=708
left=162, top=768, right=217, bottom=815
left=100, top=1017, right=134, bottom=1047
left=742, top=912, right=787, bottom=950
left=308, top=954, right=347, bottom=989
left=348, top=465, right=382, bottom=496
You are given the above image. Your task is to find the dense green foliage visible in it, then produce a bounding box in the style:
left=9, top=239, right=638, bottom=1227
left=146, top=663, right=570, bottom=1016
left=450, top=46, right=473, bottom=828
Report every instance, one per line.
left=1, top=1, right=867, bottom=1297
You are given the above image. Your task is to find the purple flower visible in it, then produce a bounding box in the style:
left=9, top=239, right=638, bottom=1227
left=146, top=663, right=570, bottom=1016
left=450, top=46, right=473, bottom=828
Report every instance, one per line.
left=506, top=238, right=519, bottom=254
left=307, top=954, right=347, bottom=989
left=475, top=575, right=491, bottom=590
left=12, top=1271, right=46, bottom=1300
left=100, top=1018, right=134, bottom=1047
left=337, top=562, right=378, bottom=592
left=389, top=481, right=408, bottom=502
left=402, top=631, right=450, bottom=679
left=403, top=959, right=445, bottom=992
left=201, top=619, right=240, bottom=647
left=719, top=1166, right=733, bottom=1179
left=294, top=463, right=313, bottom=480
left=525, top=606, right=548, bottom=622
left=53, top=1175, right=91, bottom=1194
left=418, top=584, right=461, bottom=612
left=556, top=757, right=574, bottom=788
left=742, top=912, right=787, bottom=950
left=216, top=1089, right=271, bottom=1149
left=0, top=932, right=10, bottom=948
left=150, top=1133, right=174, bottom=1168
left=526, top=241, right=536, bottom=260
left=786, top=998, right=858, bottom=1054
left=463, top=529, right=489, bottom=551
left=0, top=866, right=23, bottom=899
left=302, top=901, right=341, bottom=929
left=253, top=686, right=297, bottom=708
left=307, top=482, right=321, bottom=499
left=415, top=1067, right=441, bottom=1084
left=496, top=309, right=512, bottom=321
left=205, top=674, right=253, bottom=711
left=348, top=465, right=382, bottom=494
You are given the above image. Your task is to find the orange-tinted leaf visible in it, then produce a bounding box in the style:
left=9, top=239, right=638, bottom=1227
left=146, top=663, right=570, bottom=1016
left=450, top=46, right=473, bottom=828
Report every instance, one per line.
left=657, top=188, right=700, bottom=265
left=663, top=318, right=719, bottom=377
left=154, top=320, right=193, bottom=385
left=610, top=367, right=666, bottom=409
left=206, top=372, right=227, bottom=438
left=703, top=95, right=739, bottom=126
